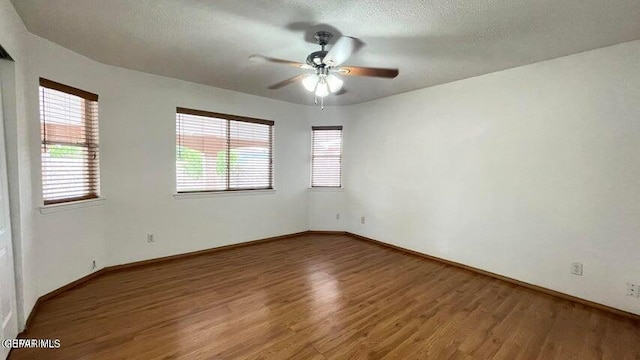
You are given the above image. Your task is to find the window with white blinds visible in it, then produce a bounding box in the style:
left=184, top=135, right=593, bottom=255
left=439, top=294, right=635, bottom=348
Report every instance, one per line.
left=39, top=78, right=100, bottom=205
left=176, top=107, right=274, bottom=193
left=311, top=126, right=343, bottom=187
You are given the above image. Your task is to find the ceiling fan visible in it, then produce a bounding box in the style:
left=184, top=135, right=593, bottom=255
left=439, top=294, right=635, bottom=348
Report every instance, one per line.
left=250, top=31, right=399, bottom=108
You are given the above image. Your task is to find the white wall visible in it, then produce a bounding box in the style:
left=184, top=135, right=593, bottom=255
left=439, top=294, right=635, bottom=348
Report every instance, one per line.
left=99, top=66, right=312, bottom=266
left=26, top=34, right=313, bottom=283
left=24, top=35, right=109, bottom=312
left=345, top=40, right=640, bottom=315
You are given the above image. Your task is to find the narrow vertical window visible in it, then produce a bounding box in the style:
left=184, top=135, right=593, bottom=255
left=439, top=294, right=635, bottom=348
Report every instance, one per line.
left=311, top=126, right=343, bottom=187
left=176, top=108, right=274, bottom=193
left=39, top=78, right=100, bottom=205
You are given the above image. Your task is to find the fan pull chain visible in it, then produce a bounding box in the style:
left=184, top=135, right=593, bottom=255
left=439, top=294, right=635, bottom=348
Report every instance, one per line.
left=321, top=96, right=324, bottom=110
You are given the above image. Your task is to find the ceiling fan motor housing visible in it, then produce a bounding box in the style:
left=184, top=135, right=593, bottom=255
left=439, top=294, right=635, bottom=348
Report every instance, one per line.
left=306, top=50, right=328, bottom=67
left=307, top=31, right=334, bottom=67
left=314, top=31, right=333, bottom=46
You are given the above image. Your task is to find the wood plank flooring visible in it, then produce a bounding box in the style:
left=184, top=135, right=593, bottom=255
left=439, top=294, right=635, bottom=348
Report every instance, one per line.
left=10, top=234, right=640, bottom=359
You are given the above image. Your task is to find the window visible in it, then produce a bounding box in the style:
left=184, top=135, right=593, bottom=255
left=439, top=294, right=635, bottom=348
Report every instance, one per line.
left=176, top=107, right=274, bottom=193
left=311, top=126, right=343, bottom=187
left=39, top=78, right=100, bottom=205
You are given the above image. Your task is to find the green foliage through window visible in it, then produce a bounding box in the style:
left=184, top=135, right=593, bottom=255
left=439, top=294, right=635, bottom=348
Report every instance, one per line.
left=216, top=150, right=238, bottom=176
left=49, top=144, right=82, bottom=158
left=177, top=146, right=203, bottom=178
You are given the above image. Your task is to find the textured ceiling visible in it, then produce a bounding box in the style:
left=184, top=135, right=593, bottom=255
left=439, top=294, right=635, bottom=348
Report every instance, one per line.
left=11, top=0, right=640, bottom=106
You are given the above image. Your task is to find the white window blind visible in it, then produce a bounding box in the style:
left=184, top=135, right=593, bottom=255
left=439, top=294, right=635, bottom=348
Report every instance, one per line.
left=39, top=78, right=100, bottom=205
left=176, top=107, right=274, bottom=193
left=311, top=126, right=343, bottom=187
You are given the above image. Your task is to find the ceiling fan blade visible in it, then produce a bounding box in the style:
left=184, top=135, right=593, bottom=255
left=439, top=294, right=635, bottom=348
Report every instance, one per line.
left=268, top=74, right=307, bottom=89
left=322, top=36, right=357, bottom=67
left=337, top=66, right=399, bottom=78
left=249, top=55, right=313, bottom=69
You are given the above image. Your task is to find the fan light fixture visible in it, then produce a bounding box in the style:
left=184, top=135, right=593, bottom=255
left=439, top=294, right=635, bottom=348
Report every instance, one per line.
left=302, top=72, right=342, bottom=97
left=315, top=80, right=330, bottom=97
left=326, top=74, right=343, bottom=93
left=302, top=74, right=319, bottom=92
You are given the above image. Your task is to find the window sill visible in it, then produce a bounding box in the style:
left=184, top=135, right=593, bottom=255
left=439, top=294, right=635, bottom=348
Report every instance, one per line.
left=173, top=189, right=276, bottom=199
left=39, top=197, right=106, bottom=214
left=308, top=187, right=344, bottom=192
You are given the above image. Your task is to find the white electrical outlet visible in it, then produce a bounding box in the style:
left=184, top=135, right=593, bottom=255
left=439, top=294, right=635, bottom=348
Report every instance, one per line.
left=147, top=233, right=155, bottom=243
left=571, top=262, right=583, bottom=276
left=627, top=283, right=639, bottom=298
left=361, top=216, right=366, bottom=224
left=336, top=213, right=340, bottom=220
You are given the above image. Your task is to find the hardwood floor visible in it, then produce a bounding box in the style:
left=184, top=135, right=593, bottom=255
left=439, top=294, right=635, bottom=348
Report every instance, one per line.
left=10, top=234, right=640, bottom=359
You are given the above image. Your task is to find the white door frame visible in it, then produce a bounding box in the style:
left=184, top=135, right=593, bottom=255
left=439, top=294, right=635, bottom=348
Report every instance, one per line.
left=0, top=59, right=20, bottom=359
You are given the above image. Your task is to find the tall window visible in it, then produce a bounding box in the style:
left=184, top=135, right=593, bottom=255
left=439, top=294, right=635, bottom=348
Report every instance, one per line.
left=39, top=78, right=100, bottom=205
left=311, top=126, right=343, bottom=187
left=176, top=107, right=274, bottom=193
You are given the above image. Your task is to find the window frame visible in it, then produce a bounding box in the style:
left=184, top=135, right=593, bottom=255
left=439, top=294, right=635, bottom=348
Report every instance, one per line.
left=175, top=107, right=275, bottom=194
left=39, top=78, right=100, bottom=206
left=311, top=125, right=343, bottom=188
